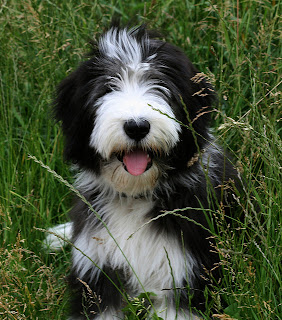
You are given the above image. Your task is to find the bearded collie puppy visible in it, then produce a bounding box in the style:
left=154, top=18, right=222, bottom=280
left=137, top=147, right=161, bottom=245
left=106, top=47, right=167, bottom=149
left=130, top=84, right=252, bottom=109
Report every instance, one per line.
left=49, top=24, right=240, bottom=319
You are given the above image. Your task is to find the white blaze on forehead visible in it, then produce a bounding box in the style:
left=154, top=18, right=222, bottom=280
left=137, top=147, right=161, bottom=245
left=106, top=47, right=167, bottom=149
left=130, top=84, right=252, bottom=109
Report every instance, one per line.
left=99, top=27, right=150, bottom=69
left=100, top=28, right=161, bottom=93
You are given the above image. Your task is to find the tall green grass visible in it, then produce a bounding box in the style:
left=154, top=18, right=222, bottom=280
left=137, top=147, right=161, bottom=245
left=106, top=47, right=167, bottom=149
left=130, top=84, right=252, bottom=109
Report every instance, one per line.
left=0, top=0, right=281, bottom=319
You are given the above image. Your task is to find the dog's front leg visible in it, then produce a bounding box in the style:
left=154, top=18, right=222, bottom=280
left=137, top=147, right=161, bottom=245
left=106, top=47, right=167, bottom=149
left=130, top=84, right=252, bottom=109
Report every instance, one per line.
left=151, top=292, right=200, bottom=320
left=67, top=266, right=124, bottom=320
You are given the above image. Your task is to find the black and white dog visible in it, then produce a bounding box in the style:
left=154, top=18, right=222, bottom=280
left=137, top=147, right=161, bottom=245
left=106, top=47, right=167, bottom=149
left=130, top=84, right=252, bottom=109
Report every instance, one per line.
left=48, top=24, right=240, bottom=319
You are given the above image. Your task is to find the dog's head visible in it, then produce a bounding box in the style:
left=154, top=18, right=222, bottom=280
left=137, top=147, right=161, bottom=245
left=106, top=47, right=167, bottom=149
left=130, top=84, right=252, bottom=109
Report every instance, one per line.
left=54, top=26, right=215, bottom=196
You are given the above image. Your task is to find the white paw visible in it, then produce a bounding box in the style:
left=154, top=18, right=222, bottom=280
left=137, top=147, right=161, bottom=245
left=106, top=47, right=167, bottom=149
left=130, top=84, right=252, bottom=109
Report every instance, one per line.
left=43, top=222, right=73, bottom=251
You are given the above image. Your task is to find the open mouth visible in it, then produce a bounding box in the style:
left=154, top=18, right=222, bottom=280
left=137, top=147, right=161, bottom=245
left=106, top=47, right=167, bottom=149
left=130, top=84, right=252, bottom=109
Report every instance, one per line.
left=117, top=149, right=152, bottom=176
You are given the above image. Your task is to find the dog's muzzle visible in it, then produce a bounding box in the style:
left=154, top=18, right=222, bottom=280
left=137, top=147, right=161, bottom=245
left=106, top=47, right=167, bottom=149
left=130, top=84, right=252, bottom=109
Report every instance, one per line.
left=120, top=119, right=152, bottom=176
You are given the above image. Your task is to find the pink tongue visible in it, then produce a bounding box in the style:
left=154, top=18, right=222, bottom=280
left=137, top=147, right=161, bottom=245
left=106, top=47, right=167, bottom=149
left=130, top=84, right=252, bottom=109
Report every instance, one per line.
left=123, top=150, right=151, bottom=176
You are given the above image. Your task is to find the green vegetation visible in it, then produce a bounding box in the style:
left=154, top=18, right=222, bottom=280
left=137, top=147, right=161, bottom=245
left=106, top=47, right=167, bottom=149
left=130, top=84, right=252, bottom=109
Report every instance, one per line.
left=0, top=0, right=281, bottom=319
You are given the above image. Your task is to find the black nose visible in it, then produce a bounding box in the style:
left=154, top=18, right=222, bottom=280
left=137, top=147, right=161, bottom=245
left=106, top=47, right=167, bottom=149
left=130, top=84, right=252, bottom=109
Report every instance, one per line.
left=124, top=119, right=150, bottom=142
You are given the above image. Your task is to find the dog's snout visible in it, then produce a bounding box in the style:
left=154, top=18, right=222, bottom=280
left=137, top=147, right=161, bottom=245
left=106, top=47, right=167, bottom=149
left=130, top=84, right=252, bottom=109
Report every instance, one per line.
left=124, top=119, right=150, bottom=141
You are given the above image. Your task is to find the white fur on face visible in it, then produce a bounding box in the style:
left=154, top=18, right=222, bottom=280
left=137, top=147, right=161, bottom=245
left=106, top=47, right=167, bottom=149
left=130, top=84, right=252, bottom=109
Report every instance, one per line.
left=88, top=76, right=180, bottom=196
left=89, top=87, right=180, bottom=160
left=88, top=29, right=181, bottom=195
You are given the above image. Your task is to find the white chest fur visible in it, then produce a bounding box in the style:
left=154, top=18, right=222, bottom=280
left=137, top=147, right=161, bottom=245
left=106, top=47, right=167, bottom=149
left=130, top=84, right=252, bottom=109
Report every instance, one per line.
left=72, top=196, right=196, bottom=296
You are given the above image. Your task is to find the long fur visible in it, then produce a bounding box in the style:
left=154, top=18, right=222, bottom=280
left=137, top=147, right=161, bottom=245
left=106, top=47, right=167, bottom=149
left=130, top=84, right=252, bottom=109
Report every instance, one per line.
left=50, top=24, right=240, bottom=319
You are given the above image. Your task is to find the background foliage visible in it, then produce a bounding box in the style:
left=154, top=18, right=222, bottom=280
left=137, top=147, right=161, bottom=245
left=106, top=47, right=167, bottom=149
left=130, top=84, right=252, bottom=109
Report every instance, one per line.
left=0, top=0, right=281, bottom=319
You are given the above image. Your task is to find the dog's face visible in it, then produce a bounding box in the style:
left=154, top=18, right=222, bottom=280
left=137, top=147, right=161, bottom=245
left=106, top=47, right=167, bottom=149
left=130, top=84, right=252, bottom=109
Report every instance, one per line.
left=55, top=26, right=215, bottom=196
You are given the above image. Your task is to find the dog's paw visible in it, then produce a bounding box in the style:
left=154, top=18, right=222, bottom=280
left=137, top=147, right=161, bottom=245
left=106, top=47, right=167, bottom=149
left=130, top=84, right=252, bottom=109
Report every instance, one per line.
left=43, top=222, right=73, bottom=251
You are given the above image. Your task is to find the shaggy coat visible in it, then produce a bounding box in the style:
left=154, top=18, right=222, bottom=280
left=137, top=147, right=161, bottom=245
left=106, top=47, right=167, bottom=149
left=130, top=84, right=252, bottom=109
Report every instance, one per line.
left=53, top=25, right=239, bottom=319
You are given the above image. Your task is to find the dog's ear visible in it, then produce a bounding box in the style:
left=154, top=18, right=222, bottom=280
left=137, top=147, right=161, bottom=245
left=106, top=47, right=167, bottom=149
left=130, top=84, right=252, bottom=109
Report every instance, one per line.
left=157, top=43, right=216, bottom=121
left=155, top=41, right=217, bottom=141
left=53, top=64, right=100, bottom=169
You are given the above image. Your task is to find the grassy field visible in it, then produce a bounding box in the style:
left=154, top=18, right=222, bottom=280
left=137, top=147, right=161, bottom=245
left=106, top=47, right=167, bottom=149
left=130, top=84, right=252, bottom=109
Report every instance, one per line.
left=0, top=0, right=281, bottom=319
